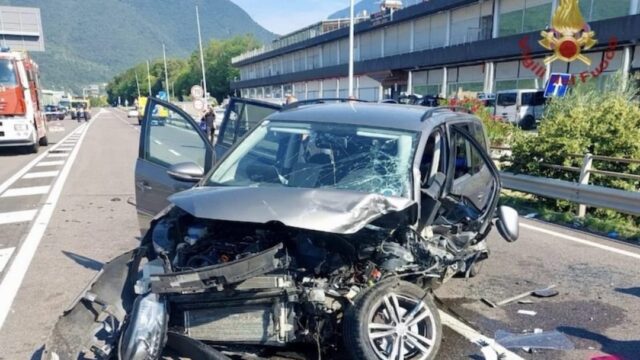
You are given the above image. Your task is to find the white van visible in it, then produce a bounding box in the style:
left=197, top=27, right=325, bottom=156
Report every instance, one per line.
left=494, top=89, right=546, bottom=129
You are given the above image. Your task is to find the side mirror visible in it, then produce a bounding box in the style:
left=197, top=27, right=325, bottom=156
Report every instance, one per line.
left=496, top=206, right=519, bottom=242
left=167, top=162, right=204, bottom=183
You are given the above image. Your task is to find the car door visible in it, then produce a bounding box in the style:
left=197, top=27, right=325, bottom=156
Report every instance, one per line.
left=135, top=97, right=214, bottom=233
left=448, top=121, right=494, bottom=212
left=214, top=98, right=281, bottom=159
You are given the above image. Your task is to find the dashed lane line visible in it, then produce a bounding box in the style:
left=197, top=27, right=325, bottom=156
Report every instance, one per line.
left=47, top=153, right=69, bottom=158
left=0, top=109, right=102, bottom=329
left=36, top=161, right=65, bottom=167
left=0, top=248, right=15, bottom=273
left=22, top=171, right=60, bottom=179
left=1, top=186, right=51, bottom=198
left=0, top=124, right=86, bottom=196
left=0, top=210, right=37, bottom=225
left=169, top=149, right=181, bottom=157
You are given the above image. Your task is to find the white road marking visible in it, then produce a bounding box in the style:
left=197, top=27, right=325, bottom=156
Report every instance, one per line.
left=0, top=210, right=37, bottom=225
left=0, top=109, right=102, bottom=329
left=0, top=125, right=84, bottom=196
left=0, top=248, right=15, bottom=273
left=22, top=171, right=60, bottom=179
left=1, top=186, right=51, bottom=198
left=439, top=311, right=524, bottom=360
left=169, top=149, right=181, bottom=156
left=47, top=153, right=69, bottom=158
left=36, top=161, right=65, bottom=167
left=153, top=139, right=162, bottom=145
left=55, top=147, right=73, bottom=152
left=111, top=109, right=140, bottom=132
left=521, top=222, right=640, bottom=260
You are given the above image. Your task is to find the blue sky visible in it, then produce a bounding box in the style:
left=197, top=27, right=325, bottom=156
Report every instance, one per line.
left=230, top=0, right=347, bottom=35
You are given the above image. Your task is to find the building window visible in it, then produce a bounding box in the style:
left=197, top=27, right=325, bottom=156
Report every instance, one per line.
left=579, top=0, right=630, bottom=21
left=322, top=42, right=339, bottom=67
left=360, top=29, right=383, bottom=60
left=450, top=4, right=481, bottom=45
left=499, top=0, right=553, bottom=37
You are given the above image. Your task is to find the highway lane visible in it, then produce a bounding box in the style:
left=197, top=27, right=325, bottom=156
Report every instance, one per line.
left=0, top=108, right=638, bottom=359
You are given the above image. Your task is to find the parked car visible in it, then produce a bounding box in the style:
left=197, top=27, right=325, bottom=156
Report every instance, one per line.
left=127, top=108, right=139, bottom=118
left=44, top=105, right=65, bottom=121
left=45, top=98, right=519, bottom=360
left=494, top=89, right=545, bottom=129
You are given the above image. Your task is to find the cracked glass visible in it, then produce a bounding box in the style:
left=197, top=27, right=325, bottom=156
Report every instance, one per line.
left=207, top=121, right=418, bottom=198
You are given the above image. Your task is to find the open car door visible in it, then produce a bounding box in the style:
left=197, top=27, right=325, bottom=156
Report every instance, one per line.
left=135, top=98, right=214, bottom=233
left=214, top=97, right=281, bottom=158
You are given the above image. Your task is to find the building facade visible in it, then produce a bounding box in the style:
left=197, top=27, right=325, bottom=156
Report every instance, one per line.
left=0, top=6, right=44, bottom=52
left=231, top=0, right=640, bottom=102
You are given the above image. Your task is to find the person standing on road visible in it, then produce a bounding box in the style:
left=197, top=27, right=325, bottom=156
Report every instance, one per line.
left=200, top=106, right=216, bottom=142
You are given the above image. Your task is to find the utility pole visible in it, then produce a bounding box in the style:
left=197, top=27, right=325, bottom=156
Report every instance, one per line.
left=196, top=5, right=208, bottom=104
left=348, top=0, right=355, bottom=98
left=146, top=60, right=152, bottom=97
left=163, top=43, right=170, bottom=102
left=135, top=71, right=141, bottom=98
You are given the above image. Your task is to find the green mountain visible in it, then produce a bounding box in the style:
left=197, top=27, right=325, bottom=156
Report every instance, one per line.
left=0, top=0, right=275, bottom=92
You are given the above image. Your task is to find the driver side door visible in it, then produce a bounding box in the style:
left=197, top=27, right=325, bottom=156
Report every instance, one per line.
left=135, top=98, right=214, bottom=233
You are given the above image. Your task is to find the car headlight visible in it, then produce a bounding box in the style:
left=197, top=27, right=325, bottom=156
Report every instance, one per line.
left=14, top=124, right=29, bottom=131
left=118, top=293, right=167, bottom=360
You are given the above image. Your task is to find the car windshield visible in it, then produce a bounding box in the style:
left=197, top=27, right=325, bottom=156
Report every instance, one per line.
left=207, top=121, right=418, bottom=198
left=0, top=59, right=18, bottom=86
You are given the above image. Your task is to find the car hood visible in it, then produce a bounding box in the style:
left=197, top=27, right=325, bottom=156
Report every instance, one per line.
left=169, top=186, right=416, bottom=234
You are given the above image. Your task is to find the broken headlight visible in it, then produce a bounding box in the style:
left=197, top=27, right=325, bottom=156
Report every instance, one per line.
left=118, top=293, right=167, bottom=360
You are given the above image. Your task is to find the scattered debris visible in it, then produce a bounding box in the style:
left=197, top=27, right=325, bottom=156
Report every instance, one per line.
left=482, top=285, right=558, bottom=308
left=495, top=329, right=575, bottom=351
left=517, top=310, right=537, bottom=316
left=518, top=299, right=534, bottom=304
left=110, top=197, right=121, bottom=202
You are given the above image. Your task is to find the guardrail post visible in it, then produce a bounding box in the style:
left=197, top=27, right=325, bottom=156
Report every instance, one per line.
left=578, top=153, right=593, bottom=217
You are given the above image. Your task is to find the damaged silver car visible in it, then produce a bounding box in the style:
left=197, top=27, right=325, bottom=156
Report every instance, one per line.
left=45, top=98, right=519, bottom=360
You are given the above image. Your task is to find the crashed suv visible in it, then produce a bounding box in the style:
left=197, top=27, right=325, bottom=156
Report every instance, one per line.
left=45, top=98, right=519, bottom=360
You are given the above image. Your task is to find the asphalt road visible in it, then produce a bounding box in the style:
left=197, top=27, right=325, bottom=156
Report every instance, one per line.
left=0, top=108, right=638, bottom=359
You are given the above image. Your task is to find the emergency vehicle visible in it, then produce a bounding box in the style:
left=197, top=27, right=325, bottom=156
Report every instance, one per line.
left=0, top=48, right=48, bottom=153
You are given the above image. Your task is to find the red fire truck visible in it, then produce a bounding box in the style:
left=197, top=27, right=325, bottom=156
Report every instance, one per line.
left=0, top=48, right=48, bottom=153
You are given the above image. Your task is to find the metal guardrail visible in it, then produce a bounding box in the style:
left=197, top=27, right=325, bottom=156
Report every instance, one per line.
left=500, top=172, right=640, bottom=216
left=493, top=147, right=640, bottom=217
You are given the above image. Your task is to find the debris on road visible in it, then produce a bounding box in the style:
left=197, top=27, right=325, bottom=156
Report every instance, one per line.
left=518, top=299, right=534, bottom=304
left=517, top=309, right=537, bottom=316
left=482, top=285, right=558, bottom=308
left=495, top=329, right=575, bottom=351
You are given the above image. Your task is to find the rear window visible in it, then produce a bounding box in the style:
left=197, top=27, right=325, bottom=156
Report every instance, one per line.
left=497, top=93, right=517, bottom=107
left=0, top=59, right=18, bottom=86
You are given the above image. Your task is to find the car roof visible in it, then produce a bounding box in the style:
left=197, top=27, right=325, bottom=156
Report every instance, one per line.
left=266, top=102, right=464, bottom=132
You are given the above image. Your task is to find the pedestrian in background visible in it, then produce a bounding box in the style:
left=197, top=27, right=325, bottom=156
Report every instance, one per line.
left=200, top=105, right=216, bottom=142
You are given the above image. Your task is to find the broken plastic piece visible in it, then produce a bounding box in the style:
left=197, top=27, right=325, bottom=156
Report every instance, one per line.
left=517, top=309, right=537, bottom=316
left=533, top=287, right=559, bottom=298
left=495, top=330, right=575, bottom=351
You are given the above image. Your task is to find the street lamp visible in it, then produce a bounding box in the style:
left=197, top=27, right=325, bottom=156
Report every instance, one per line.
left=348, top=0, right=355, bottom=98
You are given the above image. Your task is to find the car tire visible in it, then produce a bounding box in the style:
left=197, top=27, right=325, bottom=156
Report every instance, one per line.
left=343, top=280, right=442, bottom=360
left=520, top=115, right=536, bottom=130
left=39, top=135, right=49, bottom=147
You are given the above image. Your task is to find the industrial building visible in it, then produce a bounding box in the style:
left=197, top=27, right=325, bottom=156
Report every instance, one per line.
left=231, top=0, right=640, bottom=101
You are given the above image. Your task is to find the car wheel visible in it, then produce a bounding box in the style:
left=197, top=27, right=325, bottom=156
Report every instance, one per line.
left=39, top=135, right=49, bottom=147
left=520, top=115, right=536, bottom=130
left=343, top=280, right=442, bottom=360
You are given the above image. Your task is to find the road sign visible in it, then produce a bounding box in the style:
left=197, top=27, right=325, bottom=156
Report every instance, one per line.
left=193, top=98, right=205, bottom=111
left=191, top=85, right=204, bottom=99
left=157, top=91, right=168, bottom=101
left=544, top=73, right=571, bottom=98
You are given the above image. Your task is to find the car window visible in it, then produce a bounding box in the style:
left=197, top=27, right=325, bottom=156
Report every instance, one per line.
left=452, top=125, right=486, bottom=179
left=420, top=130, right=446, bottom=187
left=533, top=91, right=546, bottom=106
left=220, top=102, right=241, bottom=146
left=145, top=103, right=206, bottom=169
left=497, top=93, right=517, bottom=107
left=0, top=60, right=18, bottom=86
left=521, top=92, right=534, bottom=106
left=236, top=102, right=279, bottom=139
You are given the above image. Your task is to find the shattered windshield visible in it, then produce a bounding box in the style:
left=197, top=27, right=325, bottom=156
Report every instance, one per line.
left=207, top=121, right=418, bottom=198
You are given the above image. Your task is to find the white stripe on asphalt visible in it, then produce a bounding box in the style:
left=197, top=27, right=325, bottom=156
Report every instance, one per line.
left=439, top=311, right=524, bottom=360
left=169, top=149, right=181, bottom=156
left=153, top=139, right=162, bottom=145
left=0, top=109, right=102, bottom=329
left=55, top=147, right=73, bottom=152
left=47, top=153, right=69, bottom=158
left=0, top=248, right=15, bottom=273
left=0, top=125, right=84, bottom=196
left=521, top=223, right=640, bottom=260
left=36, top=161, right=65, bottom=167
left=0, top=210, right=37, bottom=225
left=22, top=171, right=60, bottom=179
left=1, top=186, right=50, bottom=198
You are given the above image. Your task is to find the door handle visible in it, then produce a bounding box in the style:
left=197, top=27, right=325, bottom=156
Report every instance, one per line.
left=136, top=181, right=153, bottom=191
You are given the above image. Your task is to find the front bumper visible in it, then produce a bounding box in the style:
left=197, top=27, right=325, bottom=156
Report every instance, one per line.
left=0, top=118, right=36, bottom=146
